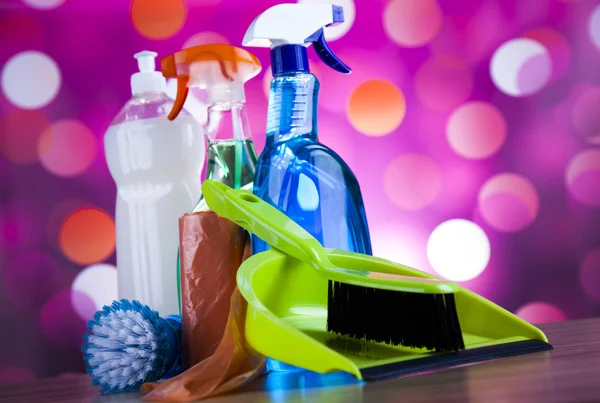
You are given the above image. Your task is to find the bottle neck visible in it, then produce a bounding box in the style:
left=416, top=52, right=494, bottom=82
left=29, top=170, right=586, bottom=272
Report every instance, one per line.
left=203, top=101, right=257, bottom=190
left=266, top=72, right=319, bottom=147
left=205, top=101, right=252, bottom=144
left=270, top=45, right=310, bottom=76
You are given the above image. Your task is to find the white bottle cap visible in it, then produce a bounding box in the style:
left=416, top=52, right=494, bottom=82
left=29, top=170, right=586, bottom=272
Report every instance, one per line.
left=187, top=60, right=247, bottom=105
left=206, top=80, right=246, bottom=105
left=243, top=4, right=341, bottom=48
left=131, top=51, right=168, bottom=96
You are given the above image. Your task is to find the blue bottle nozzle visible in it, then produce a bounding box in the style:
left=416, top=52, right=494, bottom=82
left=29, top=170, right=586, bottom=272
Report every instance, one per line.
left=243, top=4, right=351, bottom=76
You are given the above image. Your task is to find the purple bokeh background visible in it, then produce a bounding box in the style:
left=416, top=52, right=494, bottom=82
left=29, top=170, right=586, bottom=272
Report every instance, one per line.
left=1, top=0, right=600, bottom=382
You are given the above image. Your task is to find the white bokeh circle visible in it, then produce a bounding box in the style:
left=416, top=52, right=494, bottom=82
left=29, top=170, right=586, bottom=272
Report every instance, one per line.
left=490, top=38, right=551, bottom=97
left=71, top=263, right=118, bottom=320
left=427, top=219, right=491, bottom=282
left=22, top=0, right=65, bottom=9
left=478, top=173, right=540, bottom=232
left=383, top=0, right=442, bottom=48
left=1, top=51, right=61, bottom=109
left=589, top=5, right=600, bottom=51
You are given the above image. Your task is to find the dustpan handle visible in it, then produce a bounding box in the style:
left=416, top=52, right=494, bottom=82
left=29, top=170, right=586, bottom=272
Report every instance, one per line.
left=202, top=180, right=330, bottom=267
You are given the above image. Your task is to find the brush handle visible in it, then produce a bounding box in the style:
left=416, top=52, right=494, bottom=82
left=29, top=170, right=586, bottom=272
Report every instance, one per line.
left=202, top=180, right=331, bottom=268
left=203, top=180, right=461, bottom=294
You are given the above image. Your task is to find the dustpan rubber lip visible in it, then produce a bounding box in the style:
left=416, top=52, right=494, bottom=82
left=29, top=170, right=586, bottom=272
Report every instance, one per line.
left=360, top=339, right=553, bottom=381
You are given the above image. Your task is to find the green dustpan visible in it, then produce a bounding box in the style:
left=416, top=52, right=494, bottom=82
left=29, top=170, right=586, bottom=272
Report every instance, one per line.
left=203, top=180, right=553, bottom=380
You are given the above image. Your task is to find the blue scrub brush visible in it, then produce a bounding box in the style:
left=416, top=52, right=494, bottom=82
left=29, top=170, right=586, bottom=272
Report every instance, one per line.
left=82, top=299, right=182, bottom=394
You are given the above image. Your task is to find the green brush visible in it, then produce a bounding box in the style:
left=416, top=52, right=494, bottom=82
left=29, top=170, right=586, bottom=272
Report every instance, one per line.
left=202, top=180, right=465, bottom=353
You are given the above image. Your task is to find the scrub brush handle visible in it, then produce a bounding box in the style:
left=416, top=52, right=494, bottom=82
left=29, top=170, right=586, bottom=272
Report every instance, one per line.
left=202, top=180, right=329, bottom=267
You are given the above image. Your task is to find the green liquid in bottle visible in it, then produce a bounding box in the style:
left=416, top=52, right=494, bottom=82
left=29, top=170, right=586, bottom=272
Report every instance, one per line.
left=193, top=139, right=257, bottom=212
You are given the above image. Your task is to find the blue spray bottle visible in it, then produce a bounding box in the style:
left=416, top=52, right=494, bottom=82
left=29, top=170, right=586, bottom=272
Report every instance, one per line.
left=243, top=4, right=372, bottom=373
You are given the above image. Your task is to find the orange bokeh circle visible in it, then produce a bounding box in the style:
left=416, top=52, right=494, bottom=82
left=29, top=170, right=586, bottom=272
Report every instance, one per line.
left=347, top=79, right=406, bottom=137
left=130, top=0, right=186, bottom=40
left=59, top=208, right=116, bottom=265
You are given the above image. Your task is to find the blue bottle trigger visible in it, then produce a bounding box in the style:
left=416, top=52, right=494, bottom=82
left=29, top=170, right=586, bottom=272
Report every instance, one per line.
left=306, top=29, right=351, bottom=74
left=243, top=3, right=351, bottom=75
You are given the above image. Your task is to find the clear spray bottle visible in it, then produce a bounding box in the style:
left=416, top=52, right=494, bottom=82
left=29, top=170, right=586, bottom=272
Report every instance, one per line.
left=160, top=45, right=262, bottom=305
left=243, top=4, right=372, bottom=372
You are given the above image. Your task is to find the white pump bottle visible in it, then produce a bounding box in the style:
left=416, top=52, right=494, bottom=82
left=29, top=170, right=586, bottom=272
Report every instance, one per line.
left=104, top=51, right=205, bottom=316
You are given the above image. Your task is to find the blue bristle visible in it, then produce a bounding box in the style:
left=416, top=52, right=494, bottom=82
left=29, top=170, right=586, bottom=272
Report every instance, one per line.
left=82, top=299, right=182, bottom=395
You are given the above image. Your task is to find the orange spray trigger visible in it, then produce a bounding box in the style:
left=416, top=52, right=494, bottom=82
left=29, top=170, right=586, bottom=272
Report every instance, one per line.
left=160, top=55, right=189, bottom=121
left=168, top=77, right=189, bottom=120
left=160, top=44, right=262, bottom=120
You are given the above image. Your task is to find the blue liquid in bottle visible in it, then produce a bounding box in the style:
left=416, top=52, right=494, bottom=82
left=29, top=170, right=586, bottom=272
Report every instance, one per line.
left=252, top=71, right=372, bottom=373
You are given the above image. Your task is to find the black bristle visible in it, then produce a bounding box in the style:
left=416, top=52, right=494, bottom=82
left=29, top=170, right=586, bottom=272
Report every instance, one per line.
left=327, top=280, right=466, bottom=353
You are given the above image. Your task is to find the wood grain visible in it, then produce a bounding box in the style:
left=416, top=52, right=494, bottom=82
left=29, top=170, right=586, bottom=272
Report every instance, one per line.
left=1, top=318, right=599, bottom=403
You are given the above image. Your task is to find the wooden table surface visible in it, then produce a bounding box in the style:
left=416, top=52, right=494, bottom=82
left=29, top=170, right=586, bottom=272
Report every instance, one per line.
left=1, top=318, right=599, bottom=403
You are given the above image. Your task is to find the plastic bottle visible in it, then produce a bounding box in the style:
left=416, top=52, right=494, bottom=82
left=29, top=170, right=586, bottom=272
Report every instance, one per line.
left=160, top=44, right=262, bottom=303
left=243, top=5, right=372, bottom=372
left=104, top=51, right=204, bottom=316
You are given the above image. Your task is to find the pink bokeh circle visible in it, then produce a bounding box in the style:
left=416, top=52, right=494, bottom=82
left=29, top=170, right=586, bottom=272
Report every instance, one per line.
left=517, top=54, right=552, bottom=95
left=579, top=249, right=600, bottom=303
left=571, top=86, right=600, bottom=145
left=566, top=149, right=600, bottom=207
left=39, top=289, right=90, bottom=347
left=383, top=0, right=443, bottom=48
left=182, top=31, right=229, bottom=49
left=478, top=173, right=540, bottom=232
left=37, top=119, right=98, bottom=177
left=3, top=252, right=63, bottom=310
left=523, top=27, right=571, bottom=80
left=384, top=154, right=442, bottom=211
left=415, top=55, right=474, bottom=111
left=0, top=367, right=35, bottom=384
left=446, top=102, right=507, bottom=159
left=515, top=302, right=567, bottom=324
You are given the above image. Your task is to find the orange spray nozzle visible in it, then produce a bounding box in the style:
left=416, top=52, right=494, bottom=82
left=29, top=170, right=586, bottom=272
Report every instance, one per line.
left=160, top=44, right=262, bottom=120
left=161, top=55, right=189, bottom=120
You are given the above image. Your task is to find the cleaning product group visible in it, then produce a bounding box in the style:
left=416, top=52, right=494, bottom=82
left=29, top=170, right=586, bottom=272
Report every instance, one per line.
left=83, top=3, right=553, bottom=399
